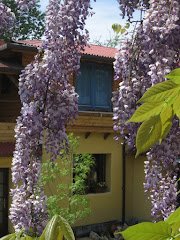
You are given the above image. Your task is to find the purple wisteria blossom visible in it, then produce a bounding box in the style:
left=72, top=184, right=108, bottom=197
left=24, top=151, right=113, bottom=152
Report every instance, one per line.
left=10, top=0, right=93, bottom=236
left=0, top=2, right=15, bottom=37
left=117, top=0, right=149, bottom=19
left=15, top=0, right=36, bottom=11
left=114, top=0, right=180, bottom=219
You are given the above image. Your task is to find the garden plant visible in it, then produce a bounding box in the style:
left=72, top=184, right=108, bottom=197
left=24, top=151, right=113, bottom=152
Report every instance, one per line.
left=0, top=0, right=179, bottom=239
left=40, top=134, right=94, bottom=225
left=119, top=68, right=180, bottom=240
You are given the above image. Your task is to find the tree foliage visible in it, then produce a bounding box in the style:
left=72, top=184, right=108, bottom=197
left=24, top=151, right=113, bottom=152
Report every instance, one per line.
left=128, top=68, right=180, bottom=156
left=0, top=215, right=75, bottom=240
left=120, top=207, right=180, bottom=240
left=93, top=23, right=130, bottom=47
left=114, top=0, right=180, bottom=219
left=1, top=0, right=45, bottom=40
left=40, top=134, right=94, bottom=225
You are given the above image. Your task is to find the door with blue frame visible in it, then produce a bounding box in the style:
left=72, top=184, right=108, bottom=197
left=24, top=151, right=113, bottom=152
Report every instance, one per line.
left=0, top=169, right=9, bottom=237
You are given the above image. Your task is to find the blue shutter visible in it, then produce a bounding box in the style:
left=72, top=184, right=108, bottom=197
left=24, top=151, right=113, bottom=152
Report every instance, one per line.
left=93, top=64, right=112, bottom=111
left=76, top=62, right=92, bottom=110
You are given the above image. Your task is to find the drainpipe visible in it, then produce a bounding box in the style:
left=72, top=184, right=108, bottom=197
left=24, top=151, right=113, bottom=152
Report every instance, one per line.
left=122, top=141, right=126, bottom=225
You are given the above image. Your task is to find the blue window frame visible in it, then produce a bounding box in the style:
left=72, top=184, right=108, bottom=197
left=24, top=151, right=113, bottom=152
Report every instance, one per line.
left=76, top=62, right=112, bottom=112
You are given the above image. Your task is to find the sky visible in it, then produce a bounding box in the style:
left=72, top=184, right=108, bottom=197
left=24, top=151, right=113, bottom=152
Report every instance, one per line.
left=39, top=0, right=127, bottom=42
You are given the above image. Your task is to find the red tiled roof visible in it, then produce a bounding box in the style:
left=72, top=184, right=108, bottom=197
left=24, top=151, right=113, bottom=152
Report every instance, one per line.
left=19, top=40, right=117, bottom=59
left=0, top=142, right=15, bottom=157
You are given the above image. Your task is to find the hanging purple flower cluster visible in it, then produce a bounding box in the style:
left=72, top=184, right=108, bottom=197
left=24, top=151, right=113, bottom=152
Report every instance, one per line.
left=117, top=0, right=149, bottom=19
left=15, top=0, right=36, bottom=11
left=10, top=0, right=93, bottom=236
left=114, top=0, right=180, bottom=219
left=145, top=121, right=180, bottom=220
left=0, top=2, right=15, bottom=37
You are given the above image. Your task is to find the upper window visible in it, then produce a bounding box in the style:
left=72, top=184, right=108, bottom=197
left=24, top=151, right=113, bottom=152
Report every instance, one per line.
left=76, top=62, right=112, bottom=112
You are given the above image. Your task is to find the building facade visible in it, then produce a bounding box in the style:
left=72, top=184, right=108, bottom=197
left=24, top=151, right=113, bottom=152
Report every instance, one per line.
left=0, top=41, right=151, bottom=236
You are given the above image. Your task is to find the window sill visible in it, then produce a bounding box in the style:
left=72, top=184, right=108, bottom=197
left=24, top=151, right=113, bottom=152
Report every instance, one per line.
left=86, top=191, right=111, bottom=196
left=79, top=111, right=113, bottom=117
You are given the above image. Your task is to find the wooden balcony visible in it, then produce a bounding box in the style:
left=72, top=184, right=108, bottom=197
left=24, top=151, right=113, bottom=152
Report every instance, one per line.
left=0, top=111, right=114, bottom=143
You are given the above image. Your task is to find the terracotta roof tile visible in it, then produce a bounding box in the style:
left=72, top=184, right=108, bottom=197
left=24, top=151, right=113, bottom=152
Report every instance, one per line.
left=19, top=40, right=117, bottom=59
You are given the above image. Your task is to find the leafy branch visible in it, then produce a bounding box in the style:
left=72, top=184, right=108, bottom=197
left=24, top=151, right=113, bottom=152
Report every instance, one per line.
left=127, top=68, right=180, bottom=157
left=119, top=207, right=180, bottom=240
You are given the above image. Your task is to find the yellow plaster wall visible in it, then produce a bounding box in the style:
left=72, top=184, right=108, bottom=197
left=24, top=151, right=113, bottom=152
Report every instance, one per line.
left=0, top=131, right=151, bottom=234
left=125, top=154, right=151, bottom=221
left=74, top=133, right=122, bottom=226
left=132, top=156, right=151, bottom=221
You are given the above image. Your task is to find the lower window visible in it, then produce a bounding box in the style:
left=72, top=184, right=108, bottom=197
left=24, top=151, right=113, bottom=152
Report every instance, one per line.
left=86, top=154, right=110, bottom=194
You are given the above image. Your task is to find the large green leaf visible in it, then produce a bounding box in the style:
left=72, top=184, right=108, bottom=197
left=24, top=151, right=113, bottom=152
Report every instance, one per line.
left=138, top=80, right=180, bottom=103
left=0, top=234, right=16, bottom=240
left=170, top=222, right=180, bottom=237
left=121, top=221, right=172, bottom=240
left=160, top=106, right=173, bottom=141
left=44, top=215, right=59, bottom=240
left=23, top=236, right=34, bottom=240
left=58, top=216, right=75, bottom=240
left=166, top=208, right=180, bottom=237
left=128, top=102, right=164, bottom=123
left=165, top=68, right=180, bottom=84
left=136, top=115, right=162, bottom=157
left=173, top=95, right=180, bottom=118
left=166, top=207, right=180, bottom=226
left=56, top=227, right=63, bottom=240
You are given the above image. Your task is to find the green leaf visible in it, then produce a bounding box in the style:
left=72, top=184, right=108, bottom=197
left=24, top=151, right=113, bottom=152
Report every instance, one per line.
left=125, top=22, right=130, bottom=29
left=24, top=236, right=34, bottom=240
left=136, top=115, right=162, bottom=157
left=45, top=215, right=59, bottom=240
left=0, top=234, right=16, bottom=240
left=165, top=68, right=180, bottom=84
left=121, top=221, right=172, bottom=240
left=166, top=207, right=180, bottom=226
left=166, top=208, right=180, bottom=237
left=138, top=80, right=180, bottom=103
left=57, top=227, right=64, bottom=240
left=58, top=216, right=75, bottom=240
left=173, top=95, right=180, bottom=118
left=171, top=222, right=180, bottom=237
left=9, top=237, right=16, bottom=240
left=160, top=106, right=173, bottom=141
left=121, top=28, right=126, bottom=34
left=128, top=102, right=164, bottom=123
left=112, top=24, right=122, bottom=34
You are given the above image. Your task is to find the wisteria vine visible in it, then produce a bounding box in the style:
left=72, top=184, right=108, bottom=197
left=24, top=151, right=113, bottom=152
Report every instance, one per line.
left=114, top=0, right=180, bottom=219
left=0, top=2, right=15, bottom=36
left=0, top=0, right=37, bottom=37
left=9, top=0, right=93, bottom=236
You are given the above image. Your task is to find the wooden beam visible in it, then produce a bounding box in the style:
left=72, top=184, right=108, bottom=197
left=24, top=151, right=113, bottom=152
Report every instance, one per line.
left=85, top=132, right=91, bottom=139
left=104, top=133, right=110, bottom=140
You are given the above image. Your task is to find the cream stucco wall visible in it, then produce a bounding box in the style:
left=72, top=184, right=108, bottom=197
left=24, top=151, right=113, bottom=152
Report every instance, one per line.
left=125, top=154, right=151, bottom=222
left=0, top=132, right=151, bottom=234
left=74, top=133, right=122, bottom=226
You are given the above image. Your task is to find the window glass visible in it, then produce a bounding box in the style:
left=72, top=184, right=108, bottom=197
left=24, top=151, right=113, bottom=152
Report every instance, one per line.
left=76, top=62, right=112, bottom=111
left=76, top=63, right=91, bottom=107
left=0, top=198, right=3, bottom=211
left=86, top=154, right=109, bottom=194
left=0, top=185, right=3, bottom=197
left=0, top=211, right=2, bottom=224
left=0, top=174, right=3, bottom=184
